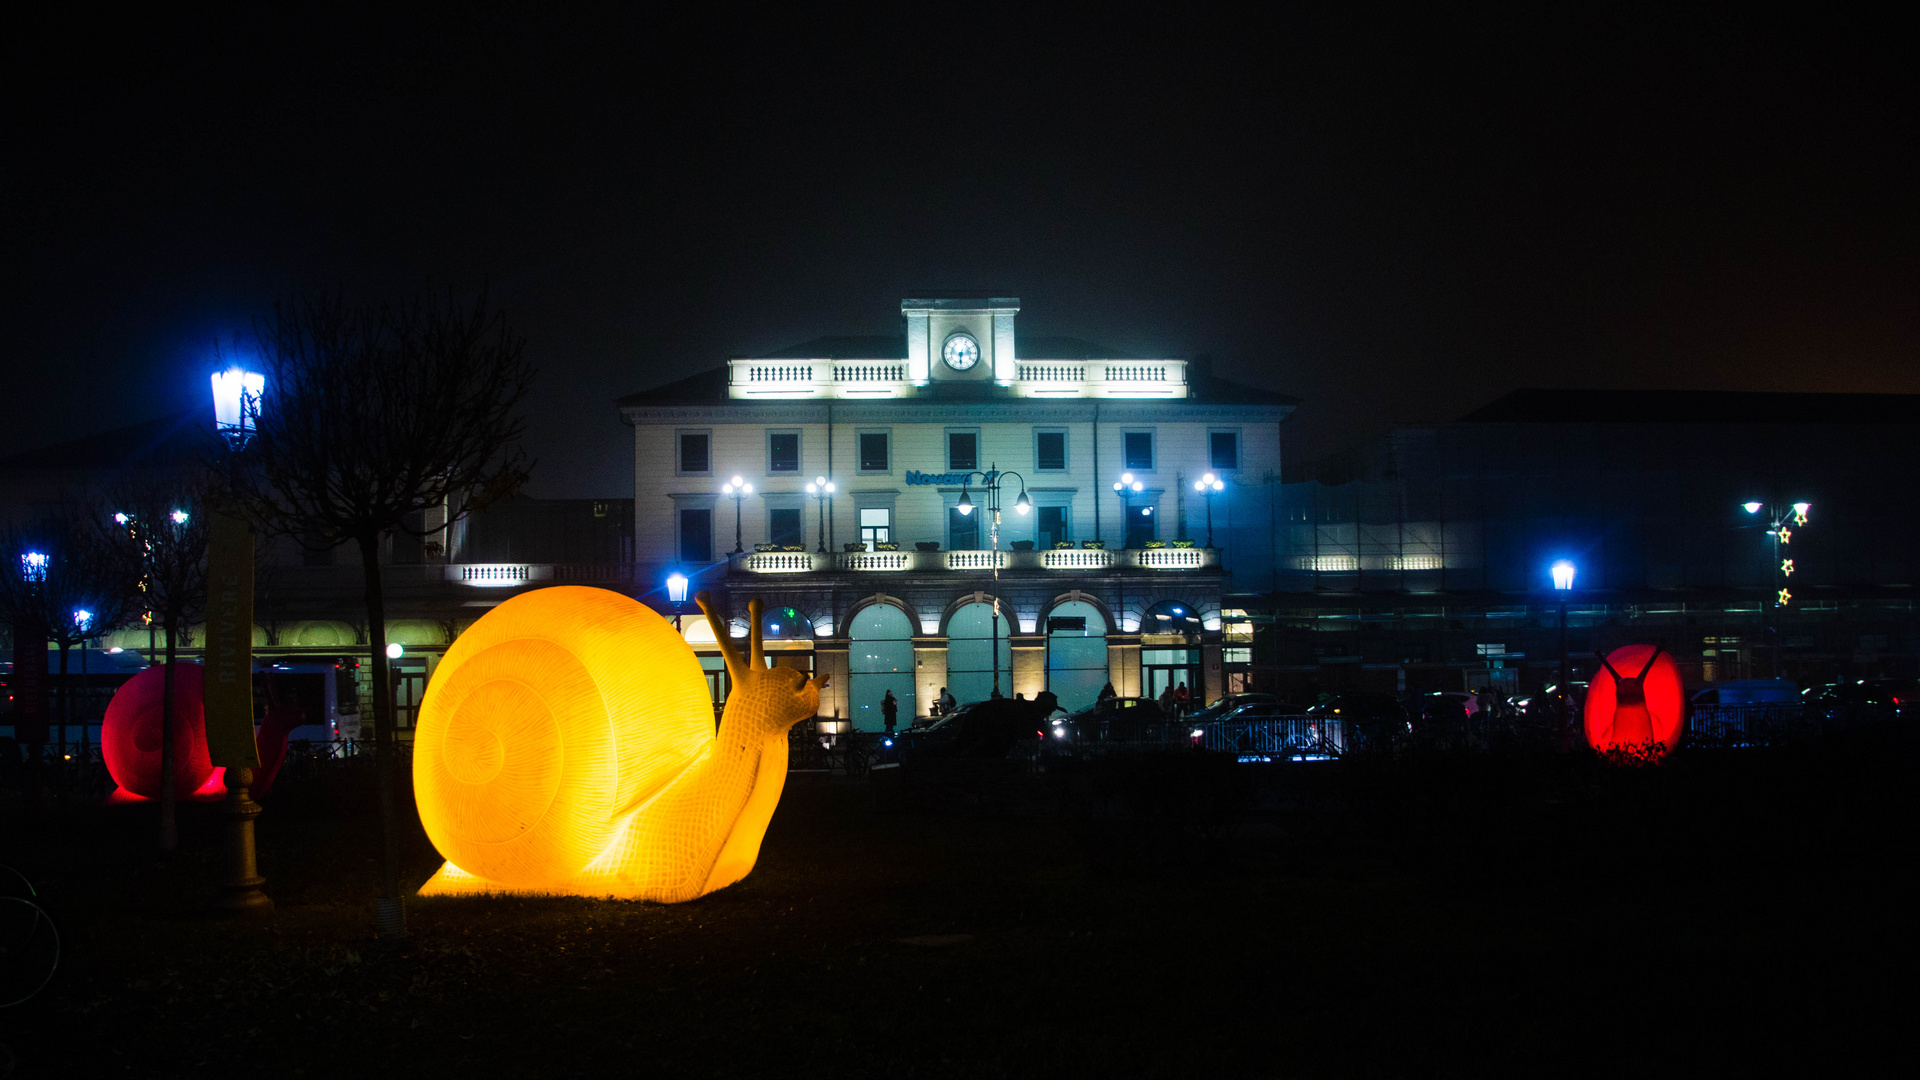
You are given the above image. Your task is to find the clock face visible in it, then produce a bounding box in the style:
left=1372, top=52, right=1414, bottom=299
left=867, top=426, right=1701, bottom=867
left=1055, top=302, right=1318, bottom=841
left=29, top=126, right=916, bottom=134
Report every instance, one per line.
left=942, top=333, right=980, bottom=371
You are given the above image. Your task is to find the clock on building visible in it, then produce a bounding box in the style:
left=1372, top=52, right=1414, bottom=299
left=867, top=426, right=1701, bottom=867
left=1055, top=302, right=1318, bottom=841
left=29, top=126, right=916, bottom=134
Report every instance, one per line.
left=942, top=333, right=980, bottom=371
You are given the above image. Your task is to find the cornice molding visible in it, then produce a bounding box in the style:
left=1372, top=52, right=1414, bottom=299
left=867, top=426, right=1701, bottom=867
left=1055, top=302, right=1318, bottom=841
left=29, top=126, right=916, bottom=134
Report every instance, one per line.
left=621, top=400, right=1291, bottom=426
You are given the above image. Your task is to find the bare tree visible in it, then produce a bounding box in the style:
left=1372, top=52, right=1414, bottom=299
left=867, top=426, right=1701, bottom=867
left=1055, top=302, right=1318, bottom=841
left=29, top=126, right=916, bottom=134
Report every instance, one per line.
left=0, top=504, right=144, bottom=786
left=100, top=476, right=214, bottom=849
left=233, top=289, right=533, bottom=940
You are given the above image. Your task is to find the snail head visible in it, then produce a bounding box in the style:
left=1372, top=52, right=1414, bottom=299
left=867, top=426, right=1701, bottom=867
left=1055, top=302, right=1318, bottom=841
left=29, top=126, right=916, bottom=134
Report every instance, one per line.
left=697, top=591, right=829, bottom=735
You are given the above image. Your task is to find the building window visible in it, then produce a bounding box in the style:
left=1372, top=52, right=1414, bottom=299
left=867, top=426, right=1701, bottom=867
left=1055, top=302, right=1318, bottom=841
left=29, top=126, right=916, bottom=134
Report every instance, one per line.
left=1034, top=429, right=1067, bottom=472
left=1209, top=430, right=1239, bottom=470
left=1037, top=504, right=1070, bottom=549
left=768, top=507, right=803, bottom=548
left=678, top=507, right=713, bottom=563
left=677, top=430, right=711, bottom=475
left=1123, top=501, right=1155, bottom=549
left=858, top=431, right=890, bottom=473
left=859, top=507, right=891, bottom=549
left=947, top=429, right=978, bottom=472
left=1123, top=430, right=1154, bottom=471
left=767, top=431, right=800, bottom=474
left=948, top=506, right=980, bottom=550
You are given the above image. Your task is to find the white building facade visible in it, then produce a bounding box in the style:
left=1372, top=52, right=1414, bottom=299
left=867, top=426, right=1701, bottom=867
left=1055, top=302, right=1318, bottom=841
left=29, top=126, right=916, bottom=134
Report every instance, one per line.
left=621, top=297, right=1294, bottom=729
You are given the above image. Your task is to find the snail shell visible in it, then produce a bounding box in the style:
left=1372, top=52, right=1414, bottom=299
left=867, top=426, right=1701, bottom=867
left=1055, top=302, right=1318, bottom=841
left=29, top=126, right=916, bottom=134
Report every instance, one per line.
left=413, top=586, right=715, bottom=890
left=101, top=662, right=219, bottom=801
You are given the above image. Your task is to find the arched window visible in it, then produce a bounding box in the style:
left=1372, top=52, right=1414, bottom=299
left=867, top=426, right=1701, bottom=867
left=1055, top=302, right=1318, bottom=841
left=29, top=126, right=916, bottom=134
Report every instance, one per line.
left=848, top=604, right=915, bottom=732
left=946, top=601, right=1012, bottom=705
left=1045, top=600, right=1108, bottom=712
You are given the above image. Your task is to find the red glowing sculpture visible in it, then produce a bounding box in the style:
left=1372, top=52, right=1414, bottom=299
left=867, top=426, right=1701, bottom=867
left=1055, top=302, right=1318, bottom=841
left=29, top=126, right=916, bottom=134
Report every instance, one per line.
left=101, top=663, right=312, bottom=803
left=102, top=663, right=223, bottom=801
left=1584, top=644, right=1684, bottom=758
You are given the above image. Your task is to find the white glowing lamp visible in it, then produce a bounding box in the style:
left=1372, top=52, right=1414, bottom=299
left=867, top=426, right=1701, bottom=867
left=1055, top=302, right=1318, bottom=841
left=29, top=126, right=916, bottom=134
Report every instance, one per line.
left=1551, top=561, right=1576, bottom=591
left=211, top=368, right=265, bottom=439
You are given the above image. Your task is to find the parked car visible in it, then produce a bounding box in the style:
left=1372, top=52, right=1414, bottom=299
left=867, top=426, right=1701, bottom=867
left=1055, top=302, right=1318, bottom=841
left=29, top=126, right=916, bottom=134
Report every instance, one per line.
left=1054, top=696, right=1165, bottom=745
left=1306, top=694, right=1408, bottom=751
left=1185, top=692, right=1284, bottom=725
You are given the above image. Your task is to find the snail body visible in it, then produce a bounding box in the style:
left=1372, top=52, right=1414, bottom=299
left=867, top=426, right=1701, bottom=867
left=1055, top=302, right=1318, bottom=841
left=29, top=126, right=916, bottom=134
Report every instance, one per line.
left=414, top=586, right=824, bottom=902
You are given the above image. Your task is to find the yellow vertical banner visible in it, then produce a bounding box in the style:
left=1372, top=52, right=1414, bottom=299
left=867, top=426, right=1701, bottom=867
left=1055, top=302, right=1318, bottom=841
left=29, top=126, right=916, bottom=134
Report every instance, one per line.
left=204, top=510, right=261, bottom=769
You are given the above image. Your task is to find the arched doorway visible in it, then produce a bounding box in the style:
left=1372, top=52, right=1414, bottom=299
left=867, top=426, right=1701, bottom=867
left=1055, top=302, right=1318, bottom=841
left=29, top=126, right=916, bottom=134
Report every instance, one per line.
left=848, top=603, right=914, bottom=733
left=946, top=601, right=1012, bottom=705
left=1045, top=600, right=1109, bottom=713
left=1142, top=599, right=1202, bottom=703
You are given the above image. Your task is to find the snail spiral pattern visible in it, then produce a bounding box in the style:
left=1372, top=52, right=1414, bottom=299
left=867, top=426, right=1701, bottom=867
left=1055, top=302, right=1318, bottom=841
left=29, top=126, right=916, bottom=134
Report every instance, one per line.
left=414, top=586, right=824, bottom=902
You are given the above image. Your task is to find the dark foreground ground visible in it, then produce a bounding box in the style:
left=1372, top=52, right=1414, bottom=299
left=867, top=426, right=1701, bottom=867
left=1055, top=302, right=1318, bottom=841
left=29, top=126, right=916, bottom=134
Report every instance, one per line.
left=2, top=725, right=1913, bottom=1079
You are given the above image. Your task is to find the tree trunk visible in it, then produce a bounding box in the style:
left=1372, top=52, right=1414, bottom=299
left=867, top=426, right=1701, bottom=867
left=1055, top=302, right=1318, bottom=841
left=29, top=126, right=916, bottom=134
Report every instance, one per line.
left=159, top=623, right=178, bottom=851
left=359, top=533, right=407, bottom=939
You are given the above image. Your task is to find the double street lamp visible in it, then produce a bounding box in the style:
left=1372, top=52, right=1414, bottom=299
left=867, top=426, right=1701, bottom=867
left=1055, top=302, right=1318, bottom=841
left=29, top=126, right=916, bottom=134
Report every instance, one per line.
left=804, top=476, right=835, bottom=553
left=954, top=466, right=1030, bottom=696
left=720, top=476, right=752, bottom=555
left=1111, top=473, right=1148, bottom=548
left=1192, top=473, right=1225, bottom=548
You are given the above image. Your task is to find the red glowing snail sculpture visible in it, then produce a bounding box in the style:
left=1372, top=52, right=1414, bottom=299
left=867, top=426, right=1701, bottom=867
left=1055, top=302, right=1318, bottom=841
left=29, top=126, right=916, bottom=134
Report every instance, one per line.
left=1583, top=644, right=1684, bottom=759
left=101, top=662, right=307, bottom=804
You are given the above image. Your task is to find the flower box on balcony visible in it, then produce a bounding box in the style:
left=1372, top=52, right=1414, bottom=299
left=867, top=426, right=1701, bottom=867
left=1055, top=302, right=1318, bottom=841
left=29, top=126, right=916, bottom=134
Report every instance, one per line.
left=1010, top=540, right=1035, bottom=552
left=1144, top=540, right=1167, bottom=549
left=874, top=541, right=899, bottom=551
left=782, top=545, right=807, bottom=553
left=915, top=541, right=941, bottom=552
left=753, top=543, right=780, bottom=553
left=1171, top=539, right=1196, bottom=549
left=1080, top=540, right=1106, bottom=551
left=844, top=542, right=868, bottom=552
left=1053, top=541, right=1078, bottom=551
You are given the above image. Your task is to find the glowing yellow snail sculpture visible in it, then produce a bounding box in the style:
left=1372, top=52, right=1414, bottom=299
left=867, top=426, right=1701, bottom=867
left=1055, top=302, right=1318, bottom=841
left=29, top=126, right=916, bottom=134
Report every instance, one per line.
left=414, top=586, right=825, bottom=902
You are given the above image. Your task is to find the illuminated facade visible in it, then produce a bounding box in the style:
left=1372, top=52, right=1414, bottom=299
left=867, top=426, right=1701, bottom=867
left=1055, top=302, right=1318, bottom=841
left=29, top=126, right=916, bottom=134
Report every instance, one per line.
left=619, top=297, right=1296, bottom=729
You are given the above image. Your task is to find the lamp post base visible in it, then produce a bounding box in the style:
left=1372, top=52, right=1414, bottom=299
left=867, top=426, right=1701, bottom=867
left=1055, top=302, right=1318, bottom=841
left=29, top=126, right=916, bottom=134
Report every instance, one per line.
left=215, top=767, right=274, bottom=916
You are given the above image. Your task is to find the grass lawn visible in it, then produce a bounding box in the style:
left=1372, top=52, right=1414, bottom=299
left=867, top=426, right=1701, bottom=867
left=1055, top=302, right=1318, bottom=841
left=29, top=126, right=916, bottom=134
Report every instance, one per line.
left=2, top=725, right=1912, bottom=1078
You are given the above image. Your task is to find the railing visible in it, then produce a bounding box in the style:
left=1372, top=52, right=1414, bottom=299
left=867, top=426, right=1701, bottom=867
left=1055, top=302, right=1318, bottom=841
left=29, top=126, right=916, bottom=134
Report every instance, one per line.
left=1017, top=363, right=1085, bottom=381
left=1102, top=363, right=1172, bottom=382
left=1135, top=547, right=1207, bottom=570
left=1193, top=716, right=1346, bottom=758
left=839, top=551, right=911, bottom=571
left=945, top=550, right=1005, bottom=571
left=733, top=546, right=1218, bottom=574
left=740, top=551, right=825, bottom=573
left=741, top=363, right=815, bottom=384
left=832, top=363, right=907, bottom=381
left=447, top=563, right=554, bottom=586
left=1042, top=548, right=1116, bottom=569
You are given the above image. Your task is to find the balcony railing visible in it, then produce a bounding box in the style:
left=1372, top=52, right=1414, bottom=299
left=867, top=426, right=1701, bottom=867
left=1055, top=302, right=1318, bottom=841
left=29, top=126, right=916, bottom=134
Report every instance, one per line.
left=447, top=563, right=633, bottom=586
left=728, top=547, right=1218, bottom=575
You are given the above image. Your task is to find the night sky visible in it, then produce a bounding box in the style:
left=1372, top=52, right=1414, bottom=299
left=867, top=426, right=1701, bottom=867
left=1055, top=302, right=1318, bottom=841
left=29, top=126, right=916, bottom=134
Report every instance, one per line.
left=6, top=9, right=1912, bottom=497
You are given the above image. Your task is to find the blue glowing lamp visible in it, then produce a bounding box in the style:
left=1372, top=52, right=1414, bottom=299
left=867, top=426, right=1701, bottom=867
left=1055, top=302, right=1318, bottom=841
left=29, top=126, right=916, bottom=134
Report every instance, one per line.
left=1551, top=561, right=1576, bottom=591
left=666, top=572, right=689, bottom=605
left=21, top=551, right=49, bottom=582
left=1742, top=502, right=1763, bottom=515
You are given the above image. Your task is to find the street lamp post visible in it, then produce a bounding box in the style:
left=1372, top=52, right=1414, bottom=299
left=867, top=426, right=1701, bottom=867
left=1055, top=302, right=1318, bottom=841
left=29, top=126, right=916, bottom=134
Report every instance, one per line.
left=805, top=476, right=835, bottom=554
left=209, top=366, right=272, bottom=915
left=721, top=476, right=752, bottom=555
left=1742, top=500, right=1811, bottom=678
left=1192, top=473, right=1225, bottom=548
left=1552, top=560, right=1575, bottom=752
left=955, top=465, right=1031, bottom=696
left=1110, top=473, right=1145, bottom=548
